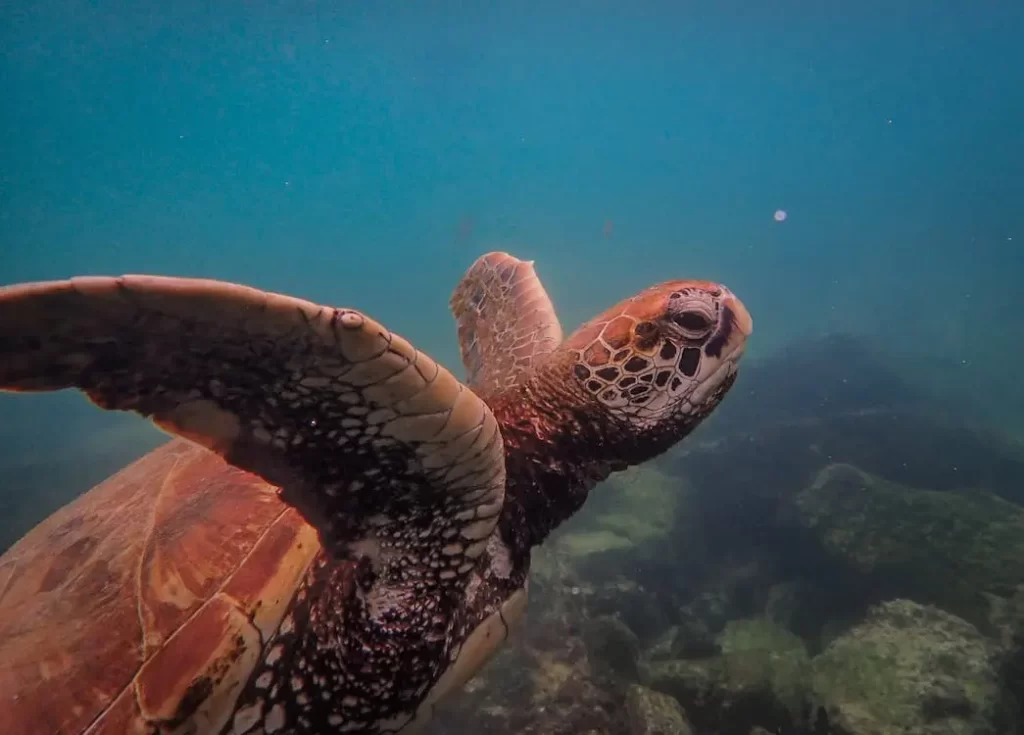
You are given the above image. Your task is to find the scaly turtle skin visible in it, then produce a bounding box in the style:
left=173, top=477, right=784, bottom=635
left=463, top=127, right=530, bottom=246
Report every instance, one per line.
left=0, top=251, right=751, bottom=734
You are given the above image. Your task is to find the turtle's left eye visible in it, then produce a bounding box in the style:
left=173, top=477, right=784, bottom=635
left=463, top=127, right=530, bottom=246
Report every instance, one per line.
left=673, top=311, right=712, bottom=333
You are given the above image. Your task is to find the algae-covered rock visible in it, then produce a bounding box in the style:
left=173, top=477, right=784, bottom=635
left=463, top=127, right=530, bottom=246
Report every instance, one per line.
left=811, top=599, right=1015, bottom=735
left=670, top=612, right=720, bottom=659
left=583, top=615, right=641, bottom=680
left=555, top=464, right=684, bottom=571
left=646, top=626, right=681, bottom=662
left=530, top=652, right=577, bottom=703
left=587, top=578, right=669, bottom=642
left=792, top=463, right=1024, bottom=626
left=764, top=580, right=832, bottom=645
left=557, top=529, right=636, bottom=559
left=643, top=618, right=812, bottom=734
left=677, top=558, right=772, bottom=635
left=625, top=684, right=694, bottom=735
left=679, top=589, right=731, bottom=634
left=590, top=464, right=681, bottom=545
left=716, top=618, right=812, bottom=720
left=988, top=584, right=1024, bottom=650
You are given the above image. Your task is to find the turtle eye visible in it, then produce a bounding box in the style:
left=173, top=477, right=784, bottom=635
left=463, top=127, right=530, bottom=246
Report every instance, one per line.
left=673, top=311, right=712, bottom=334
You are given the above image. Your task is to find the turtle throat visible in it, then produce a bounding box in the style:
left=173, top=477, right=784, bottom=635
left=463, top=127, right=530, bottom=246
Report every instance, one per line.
left=486, top=359, right=693, bottom=560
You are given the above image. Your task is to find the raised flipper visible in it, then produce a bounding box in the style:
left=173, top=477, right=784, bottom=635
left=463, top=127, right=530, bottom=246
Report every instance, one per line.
left=0, top=276, right=506, bottom=583
left=449, top=251, right=563, bottom=396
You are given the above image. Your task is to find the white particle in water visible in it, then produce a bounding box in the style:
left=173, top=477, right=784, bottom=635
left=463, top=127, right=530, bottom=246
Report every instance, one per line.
left=774, top=209, right=787, bottom=222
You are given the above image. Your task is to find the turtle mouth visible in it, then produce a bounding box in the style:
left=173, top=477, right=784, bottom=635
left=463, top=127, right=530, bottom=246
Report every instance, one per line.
left=724, top=294, right=753, bottom=338
left=622, top=339, right=744, bottom=429
left=682, top=341, right=744, bottom=411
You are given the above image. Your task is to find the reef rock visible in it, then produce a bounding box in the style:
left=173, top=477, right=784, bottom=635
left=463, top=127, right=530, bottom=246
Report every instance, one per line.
left=811, top=599, right=1017, bottom=735
left=643, top=618, right=812, bottom=734
left=584, top=615, right=642, bottom=681
left=625, top=684, right=694, bottom=735
left=792, top=463, right=1024, bottom=628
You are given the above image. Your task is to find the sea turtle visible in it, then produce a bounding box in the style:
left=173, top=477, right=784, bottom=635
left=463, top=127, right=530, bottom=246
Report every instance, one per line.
left=0, top=251, right=751, bottom=734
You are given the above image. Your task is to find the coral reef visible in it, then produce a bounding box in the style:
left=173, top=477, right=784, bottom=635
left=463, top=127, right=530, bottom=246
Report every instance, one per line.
left=625, top=684, right=694, bottom=735
left=812, top=600, right=1013, bottom=735
left=791, top=463, right=1024, bottom=628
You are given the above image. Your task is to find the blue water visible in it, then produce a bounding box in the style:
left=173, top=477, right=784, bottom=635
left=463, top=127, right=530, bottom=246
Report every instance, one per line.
left=0, top=1, right=1021, bottom=528
left=0, top=1, right=1023, bottom=727
left=3, top=0, right=1022, bottom=534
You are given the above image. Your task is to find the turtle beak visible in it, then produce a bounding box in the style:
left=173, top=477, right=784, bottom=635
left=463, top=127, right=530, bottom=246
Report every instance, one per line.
left=724, top=293, right=753, bottom=338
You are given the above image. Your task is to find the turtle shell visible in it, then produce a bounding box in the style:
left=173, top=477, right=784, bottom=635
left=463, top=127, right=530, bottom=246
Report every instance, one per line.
left=0, top=438, right=321, bottom=734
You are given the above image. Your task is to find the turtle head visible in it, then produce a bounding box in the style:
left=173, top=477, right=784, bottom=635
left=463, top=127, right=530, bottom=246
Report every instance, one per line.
left=564, top=280, right=751, bottom=449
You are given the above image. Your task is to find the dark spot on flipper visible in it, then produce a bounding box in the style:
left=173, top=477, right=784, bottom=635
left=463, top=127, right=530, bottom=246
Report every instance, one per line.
left=497, top=261, right=517, bottom=285
left=573, top=364, right=589, bottom=381
left=659, top=341, right=677, bottom=361
left=595, top=367, right=619, bottom=381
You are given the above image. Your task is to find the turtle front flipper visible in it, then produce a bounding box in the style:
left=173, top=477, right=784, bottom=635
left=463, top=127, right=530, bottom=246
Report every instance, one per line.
left=449, top=251, right=563, bottom=396
left=0, top=276, right=506, bottom=573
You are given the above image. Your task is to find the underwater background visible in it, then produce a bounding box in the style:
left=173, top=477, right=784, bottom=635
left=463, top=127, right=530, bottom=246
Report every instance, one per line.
left=1, top=1, right=1023, bottom=733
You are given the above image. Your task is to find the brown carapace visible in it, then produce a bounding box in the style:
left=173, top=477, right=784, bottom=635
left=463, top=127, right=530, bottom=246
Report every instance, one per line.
left=0, top=251, right=750, bottom=734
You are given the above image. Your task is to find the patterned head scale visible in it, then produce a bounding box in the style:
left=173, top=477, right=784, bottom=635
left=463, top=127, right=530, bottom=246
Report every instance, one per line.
left=564, top=280, right=752, bottom=432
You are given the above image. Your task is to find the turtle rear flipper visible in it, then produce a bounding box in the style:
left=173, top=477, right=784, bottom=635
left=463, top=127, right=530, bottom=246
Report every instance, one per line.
left=0, top=275, right=506, bottom=580
left=449, top=251, right=563, bottom=396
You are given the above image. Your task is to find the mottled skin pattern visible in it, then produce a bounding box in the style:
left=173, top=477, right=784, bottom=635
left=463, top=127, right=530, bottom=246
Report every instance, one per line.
left=224, top=532, right=520, bottom=735
left=0, top=254, right=750, bottom=734
left=486, top=277, right=749, bottom=560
